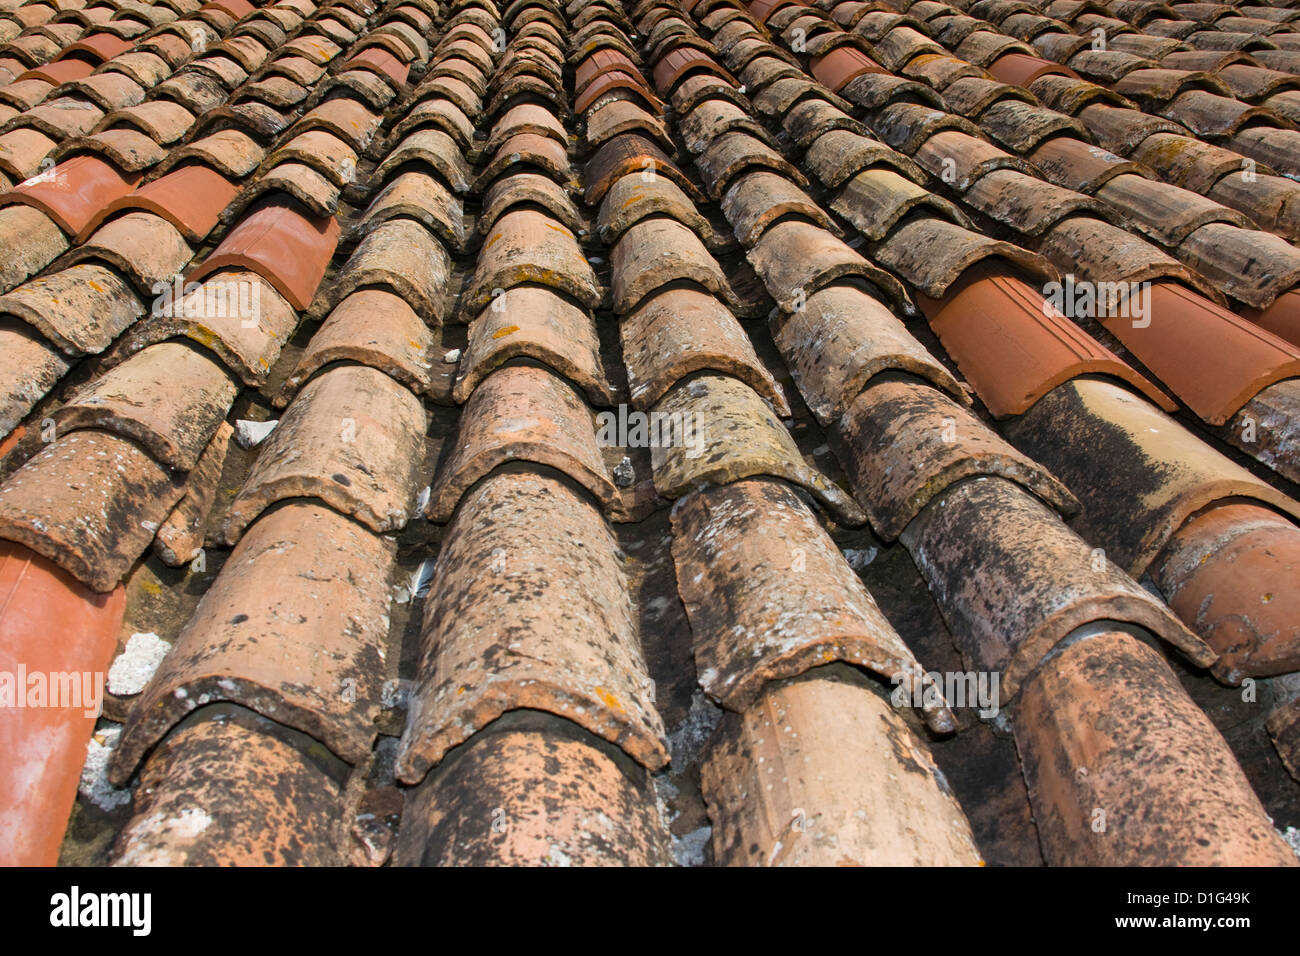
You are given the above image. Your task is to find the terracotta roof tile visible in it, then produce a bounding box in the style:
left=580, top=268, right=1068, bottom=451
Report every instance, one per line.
left=672, top=477, right=951, bottom=726
left=0, top=541, right=122, bottom=864
left=0, top=259, right=143, bottom=354
left=110, top=709, right=346, bottom=865
left=427, top=364, right=620, bottom=522
left=153, top=418, right=231, bottom=566
left=400, top=469, right=667, bottom=781
left=397, top=715, right=670, bottom=866
left=1014, top=629, right=1295, bottom=865
left=703, top=669, right=979, bottom=864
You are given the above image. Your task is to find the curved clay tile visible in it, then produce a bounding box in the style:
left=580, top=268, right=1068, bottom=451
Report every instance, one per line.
left=265, top=129, right=357, bottom=188
left=478, top=170, right=584, bottom=240
left=704, top=669, right=979, bottom=865
left=596, top=172, right=715, bottom=247
left=1245, top=287, right=1300, bottom=347
left=610, top=216, right=739, bottom=313
left=374, top=128, right=470, bottom=193
left=836, top=377, right=1078, bottom=539
left=0, top=261, right=143, bottom=356
left=388, top=97, right=475, bottom=151
left=111, top=270, right=296, bottom=386
left=810, top=42, right=886, bottom=91
left=876, top=217, right=1059, bottom=299
left=154, top=421, right=233, bottom=567
left=679, top=98, right=775, bottom=155
left=671, top=477, right=952, bottom=728
left=942, top=75, right=1039, bottom=117
left=1154, top=502, right=1300, bottom=682
left=311, top=217, right=450, bottom=324
left=482, top=101, right=565, bottom=155
left=99, top=99, right=195, bottom=144
left=1094, top=277, right=1300, bottom=422
left=772, top=283, right=966, bottom=426
left=223, top=365, right=426, bottom=542
left=1007, top=376, right=1300, bottom=574
left=586, top=97, right=673, bottom=152
left=1096, top=173, right=1254, bottom=246
left=110, top=711, right=346, bottom=866
left=696, top=130, right=809, bottom=199
left=724, top=169, right=840, bottom=246
left=53, top=340, right=237, bottom=470
left=804, top=127, right=927, bottom=188
left=470, top=130, right=572, bottom=192
left=117, top=498, right=398, bottom=785
left=921, top=261, right=1175, bottom=417
left=396, top=715, right=671, bottom=865
left=978, top=99, right=1092, bottom=153
left=353, top=168, right=465, bottom=252
left=222, top=161, right=341, bottom=221
left=575, top=68, right=663, bottom=114
left=0, top=428, right=187, bottom=592
left=912, top=128, right=1038, bottom=189
left=582, top=132, right=702, bottom=206
left=276, top=289, right=434, bottom=407
left=0, top=541, right=123, bottom=865
left=752, top=75, right=853, bottom=119
left=831, top=167, right=968, bottom=242
left=0, top=153, right=139, bottom=234
left=1013, top=629, right=1297, bottom=865
left=900, top=475, right=1213, bottom=698
left=748, top=218, right=916, bottom=317
left=622, top=286, right=789, bottom=414
left=462, top=208, right=599, bottom=313
left=75, top=161, right=236, bottom=242
left=650, top=372, right=868, bottom=526
left=738, top=55, right=806, bottom=95
left=1037, top=216, right=1226, bottom=304
left=150, top=127, right=264, bottom=179
left=784, top=97, right=871, bottom=148
left=987, top=50, right=1078, bottom=86
left=399, top=470, right=667, bottom=782
left=427, top=364, right=619, bottom=522
left=63, top=209, right=191, bottom=291
left=963, top=167, right=1116, bottom=236
left=454, top=285, right=613, bottom=406
left=1177, top=221, right=1300, bottom=310
left=653, top=45, right=735, bottom=95
left=1029, top=135, right=1149, bottom=194
left=873, top=25, right=947, bottom=71
left=575, top=47, right=640, bottom=94
left=188, top=199, right=340, bottom=311
left=1079, top=103, right=1190, bottom=156
left=1114, top=67, right=1233, bottom=110
left=51, top=125, right=164, bottom=171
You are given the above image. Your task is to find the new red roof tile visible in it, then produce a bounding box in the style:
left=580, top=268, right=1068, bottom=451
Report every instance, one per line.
left=75, top=160, right=235, bottom=241
left=0, top=541, right=123, bottom=865
left=0, top=152, right=138, bottom=233
left=188, top=198, right=339, bottom=310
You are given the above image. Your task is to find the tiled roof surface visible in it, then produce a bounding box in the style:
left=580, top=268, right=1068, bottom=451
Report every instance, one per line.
left=0, top=0, right=1299, bottom=866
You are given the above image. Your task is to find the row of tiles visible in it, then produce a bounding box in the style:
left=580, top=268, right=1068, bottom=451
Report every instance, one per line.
left=0, top=0, right=1297, bottom=864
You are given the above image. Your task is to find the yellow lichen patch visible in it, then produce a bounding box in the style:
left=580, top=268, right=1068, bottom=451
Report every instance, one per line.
left=594, top=686, right=624, bottom=712
left=490, top=324, right=519, bottom=339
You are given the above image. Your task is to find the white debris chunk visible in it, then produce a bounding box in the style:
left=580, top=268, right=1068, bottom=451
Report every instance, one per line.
left=233, top=418, right=278, bottom=449
left=108, top=632, right=172, bottom=696
left=79, top=724, right=132, bottom=811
